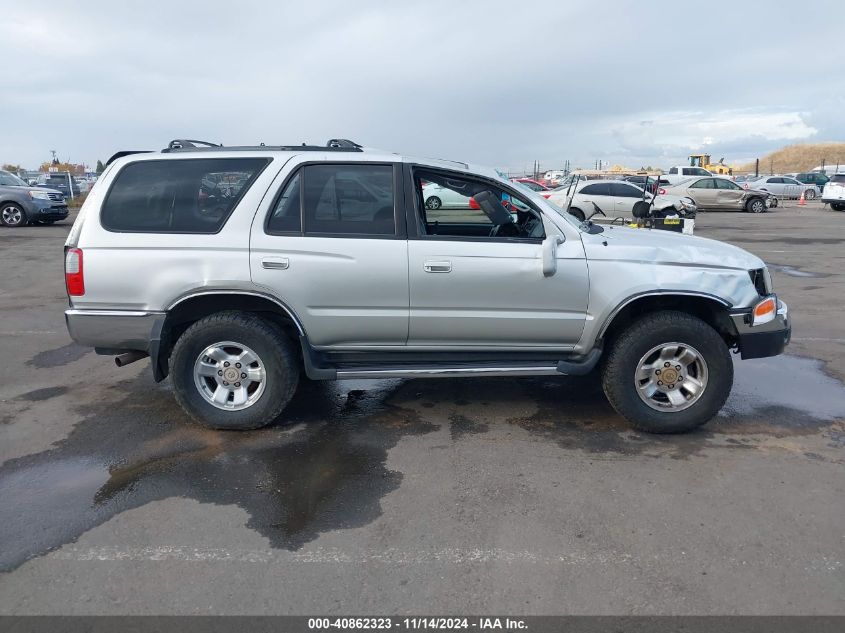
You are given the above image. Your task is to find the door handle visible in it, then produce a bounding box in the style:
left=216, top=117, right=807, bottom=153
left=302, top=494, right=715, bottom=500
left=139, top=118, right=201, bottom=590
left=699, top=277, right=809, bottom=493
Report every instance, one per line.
left=262, top=257, right=289, bottom=270
left=423, top=260, right=451, bottom=273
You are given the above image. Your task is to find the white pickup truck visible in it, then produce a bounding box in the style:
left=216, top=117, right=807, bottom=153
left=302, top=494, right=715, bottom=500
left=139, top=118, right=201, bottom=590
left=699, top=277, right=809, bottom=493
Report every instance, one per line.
left=661, top=166, right=713, bottom=185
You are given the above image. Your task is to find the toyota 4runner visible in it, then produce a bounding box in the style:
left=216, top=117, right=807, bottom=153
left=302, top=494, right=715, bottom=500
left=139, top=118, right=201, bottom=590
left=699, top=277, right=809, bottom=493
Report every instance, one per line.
left=64, top=139, right=790, bottom=434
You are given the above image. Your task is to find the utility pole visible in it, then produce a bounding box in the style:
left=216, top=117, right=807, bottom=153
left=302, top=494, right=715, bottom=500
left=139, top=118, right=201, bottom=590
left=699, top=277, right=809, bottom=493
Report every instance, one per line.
left=755, top=158, right=759, bottom=178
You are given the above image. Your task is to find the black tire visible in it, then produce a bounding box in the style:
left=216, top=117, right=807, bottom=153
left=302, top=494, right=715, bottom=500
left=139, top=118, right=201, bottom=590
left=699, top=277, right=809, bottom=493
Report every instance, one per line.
left=601, top=310, right=733, bottom=434
left=425, top=196, right=442, bottom=210
left=746, top=197, right=766, bottom=214
left=804, top=189, right=816, bottom=200
left=169, top=311, right=300, bottom=430
left=569, top=207, right=586, bottom=221
left=830, top=202, right=845, bottom=212
left=1, top=203, right=27, bottom=227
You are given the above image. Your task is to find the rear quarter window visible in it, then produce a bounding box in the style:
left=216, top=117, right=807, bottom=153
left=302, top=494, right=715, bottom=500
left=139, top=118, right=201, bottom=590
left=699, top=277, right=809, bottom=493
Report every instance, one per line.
left=101, top=157, right=270, bottom=233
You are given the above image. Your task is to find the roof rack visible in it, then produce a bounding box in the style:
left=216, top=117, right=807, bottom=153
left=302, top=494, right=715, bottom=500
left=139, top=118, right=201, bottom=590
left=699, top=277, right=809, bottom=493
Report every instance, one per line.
left=160, top=138, right=364, bottom=153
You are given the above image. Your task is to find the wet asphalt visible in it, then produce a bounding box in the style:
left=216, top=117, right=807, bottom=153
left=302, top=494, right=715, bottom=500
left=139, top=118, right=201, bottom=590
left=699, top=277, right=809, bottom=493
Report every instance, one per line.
left=0, top=201, right=842, bottom=614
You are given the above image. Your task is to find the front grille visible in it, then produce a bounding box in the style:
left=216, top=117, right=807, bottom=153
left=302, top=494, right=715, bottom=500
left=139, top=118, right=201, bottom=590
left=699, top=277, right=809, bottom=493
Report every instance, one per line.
left=47, top=192, right=63, bottom=202
left=749, top=268, right=768, bottom=295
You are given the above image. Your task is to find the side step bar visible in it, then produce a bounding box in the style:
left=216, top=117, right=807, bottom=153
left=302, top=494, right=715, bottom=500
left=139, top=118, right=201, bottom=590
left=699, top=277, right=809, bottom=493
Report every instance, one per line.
left=300, top=336, right=602, bottom=381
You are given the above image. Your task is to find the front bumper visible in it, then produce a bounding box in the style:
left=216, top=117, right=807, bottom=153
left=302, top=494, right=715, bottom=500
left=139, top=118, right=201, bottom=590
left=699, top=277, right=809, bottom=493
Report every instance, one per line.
left=28, top=198, right=69, bottom=221
left=729, top=300, right=790, bottom=360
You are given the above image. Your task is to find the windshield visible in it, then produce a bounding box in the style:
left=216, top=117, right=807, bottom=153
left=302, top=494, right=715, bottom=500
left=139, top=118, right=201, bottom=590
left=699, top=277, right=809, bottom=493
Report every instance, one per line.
left=0, top=171, right=28, bottom=187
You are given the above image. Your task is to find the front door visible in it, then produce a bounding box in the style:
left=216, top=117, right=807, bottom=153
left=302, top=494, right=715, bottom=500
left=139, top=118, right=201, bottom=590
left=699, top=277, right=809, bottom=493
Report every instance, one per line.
left=250, top=161, right=409, bottom=347
left=405, top=167, right=589, bottom=348
left=686, top=178, right=719, bottom=208
left=714, top=178, right=746, bottom=208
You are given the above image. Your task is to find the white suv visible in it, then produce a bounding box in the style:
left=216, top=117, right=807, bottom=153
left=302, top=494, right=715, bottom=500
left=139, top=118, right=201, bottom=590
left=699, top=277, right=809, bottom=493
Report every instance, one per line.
left=822, top=173, right=845, bottom=211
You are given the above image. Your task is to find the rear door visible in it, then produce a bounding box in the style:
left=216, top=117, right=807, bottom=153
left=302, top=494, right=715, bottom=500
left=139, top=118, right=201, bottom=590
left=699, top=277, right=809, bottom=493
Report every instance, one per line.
left=250, top=161, right=410, bottom=348
left=686, top=178, right=718, bottom=208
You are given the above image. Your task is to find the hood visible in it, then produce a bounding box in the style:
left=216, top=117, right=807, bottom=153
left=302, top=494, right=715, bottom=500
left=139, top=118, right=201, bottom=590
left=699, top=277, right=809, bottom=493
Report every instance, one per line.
left=581, top=224, right=764, bottom=271
left=31, top=186, right=64, bottom=195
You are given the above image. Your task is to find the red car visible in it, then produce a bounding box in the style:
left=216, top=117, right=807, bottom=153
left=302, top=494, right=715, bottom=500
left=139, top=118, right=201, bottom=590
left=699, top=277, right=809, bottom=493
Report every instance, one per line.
left=512, top=178, right=555, bottom=199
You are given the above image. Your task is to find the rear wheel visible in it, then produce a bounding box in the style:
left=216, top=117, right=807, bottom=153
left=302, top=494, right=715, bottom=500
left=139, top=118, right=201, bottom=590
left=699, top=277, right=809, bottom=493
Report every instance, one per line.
left=746, top=197, right=766, bottom=213
left=169, top=311, right=299, bottom=430
left=1, top=203, right=26, bottom=227
left=601, top=311, right=733, bottom=434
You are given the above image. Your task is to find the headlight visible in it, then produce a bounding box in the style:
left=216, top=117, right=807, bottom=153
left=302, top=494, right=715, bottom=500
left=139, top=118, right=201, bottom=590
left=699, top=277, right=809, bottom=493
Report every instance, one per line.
left=28, top=190, right=52, bottom=200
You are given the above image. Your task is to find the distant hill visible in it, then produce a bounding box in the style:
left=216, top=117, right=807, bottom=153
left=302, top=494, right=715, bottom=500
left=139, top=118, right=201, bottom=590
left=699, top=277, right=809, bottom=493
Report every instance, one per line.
left=736, top=142, right=845, bottom=174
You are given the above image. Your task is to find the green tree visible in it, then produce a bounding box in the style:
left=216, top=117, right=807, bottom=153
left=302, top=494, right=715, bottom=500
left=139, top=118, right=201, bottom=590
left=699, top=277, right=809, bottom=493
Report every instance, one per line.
left=95, top=160, right=105, bottom=173
left=2, top=163, right=23, bottom=173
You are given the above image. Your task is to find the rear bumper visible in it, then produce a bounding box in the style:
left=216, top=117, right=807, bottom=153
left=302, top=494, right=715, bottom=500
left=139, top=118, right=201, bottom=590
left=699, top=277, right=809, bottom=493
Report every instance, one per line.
left=729, top=300, right=790, bottom=360
left=65, top=309, right=165, bottom=353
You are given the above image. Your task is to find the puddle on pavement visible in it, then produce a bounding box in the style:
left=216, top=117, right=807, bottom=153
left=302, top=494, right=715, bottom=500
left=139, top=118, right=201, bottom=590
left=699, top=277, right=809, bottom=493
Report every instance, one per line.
left=0, top=377, right=434, bottom=572
left=0, top=355, right=842, bottom=572
left=767, top=263, right=829, bottom=278
left=26, top=343, right=90, bottom=368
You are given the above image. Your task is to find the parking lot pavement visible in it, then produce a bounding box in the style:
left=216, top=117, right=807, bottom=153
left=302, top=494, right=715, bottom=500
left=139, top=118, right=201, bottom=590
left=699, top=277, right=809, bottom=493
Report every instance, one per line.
left=0, top=202, right=842, bottom=615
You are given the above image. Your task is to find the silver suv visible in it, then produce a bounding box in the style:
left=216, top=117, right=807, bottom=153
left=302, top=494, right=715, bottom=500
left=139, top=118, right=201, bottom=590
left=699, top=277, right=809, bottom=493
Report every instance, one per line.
left=64, top=139, right=790, bottom=434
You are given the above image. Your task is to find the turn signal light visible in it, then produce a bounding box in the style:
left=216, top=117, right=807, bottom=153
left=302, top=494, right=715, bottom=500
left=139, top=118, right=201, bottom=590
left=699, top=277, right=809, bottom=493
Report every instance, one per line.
left=65, top=248, right=85, bottom=296
left=751, top=296, right=776, bottom=326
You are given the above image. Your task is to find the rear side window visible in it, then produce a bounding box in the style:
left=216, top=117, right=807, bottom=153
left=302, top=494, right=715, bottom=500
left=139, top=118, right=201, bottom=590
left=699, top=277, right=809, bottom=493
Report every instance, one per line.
left=581, top=183, right=610, bottom=196
left=303, top=164, right=395, bottom=236
left=101, top=158, right=270, bottom=233
left=831, top=174, right=845, bottom=184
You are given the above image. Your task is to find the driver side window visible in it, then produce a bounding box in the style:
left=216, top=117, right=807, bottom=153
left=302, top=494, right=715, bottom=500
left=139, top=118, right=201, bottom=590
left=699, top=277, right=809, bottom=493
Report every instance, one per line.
left=414, top=169, right=544, bottom=241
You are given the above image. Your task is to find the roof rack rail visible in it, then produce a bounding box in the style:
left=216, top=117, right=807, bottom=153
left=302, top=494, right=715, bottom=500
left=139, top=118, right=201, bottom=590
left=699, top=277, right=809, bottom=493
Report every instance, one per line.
left=106, top=150, right=153, bottom=166
left=160, top=139, right=364, bottom=153
left=163, top=139, right=222, bottom=152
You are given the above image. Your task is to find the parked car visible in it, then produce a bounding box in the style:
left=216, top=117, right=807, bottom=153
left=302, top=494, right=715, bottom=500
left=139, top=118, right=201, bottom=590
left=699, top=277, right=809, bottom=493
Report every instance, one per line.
left=0, top=170, right=69, bottom=227
left=35, top=172, right=84, bottom=198
left=621, top=175, right=660, bottom=194
left=64, top=138, right=789, bottom=435
left=662, top=165, right=713, bottom=185
left=546, top=179, right=696, bottom=221
left=745, top=176, right=819, bottom=200
left=512, top=178, right=551, bottom=192
left=422, top=182, right=473, bottom=209
left=821, top=173, right=845, bottom=211
left=662, top=177, right=772, bottom=213
left=543, top=170, right=567, bottom=187
left=793, top=172, right=830, bottom=190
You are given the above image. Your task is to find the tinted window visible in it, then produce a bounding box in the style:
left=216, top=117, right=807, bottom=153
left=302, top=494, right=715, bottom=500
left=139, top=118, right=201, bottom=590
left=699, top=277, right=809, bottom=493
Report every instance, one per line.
left=303, top=164, right=395, bottom=236
left=669, top=167, right=678, bottom=174
left=266, top=170, right=302, bottom=233
left=715, top=179, right=740, bottom=190
left=610, top=183, right=643, bottom=198
left=102, top=158, right=269, bottom=233
left=581, top=183, right=611, bottom=196
left=0, top=172, right=26, bottom=186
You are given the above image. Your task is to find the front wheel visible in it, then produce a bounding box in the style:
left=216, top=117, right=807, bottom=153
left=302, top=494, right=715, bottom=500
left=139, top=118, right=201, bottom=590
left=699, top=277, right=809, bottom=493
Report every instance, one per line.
left=601, top=311, right=733, bottom=434
left=830, top=202, right=845, bottom=212
left=569, top=207, right=586, bottom=222
left=746, top=198, right=766, bottom=213
left=425, top=196, right=442, bottom=210
left=169, top=311, right=300, bottom=430
left=804, top=189, right=816, bottom=200
left=1, top=203, right=26, bottom=227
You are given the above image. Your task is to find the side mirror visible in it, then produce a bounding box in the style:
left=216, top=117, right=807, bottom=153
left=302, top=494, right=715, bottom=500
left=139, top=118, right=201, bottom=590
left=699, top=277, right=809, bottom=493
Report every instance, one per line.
left=542, top=235, right=564, bottom=277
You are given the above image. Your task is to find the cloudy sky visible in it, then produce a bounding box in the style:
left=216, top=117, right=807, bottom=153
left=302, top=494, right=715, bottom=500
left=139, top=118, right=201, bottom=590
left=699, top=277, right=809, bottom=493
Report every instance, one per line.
left=2, top=0, right=841, bottom=173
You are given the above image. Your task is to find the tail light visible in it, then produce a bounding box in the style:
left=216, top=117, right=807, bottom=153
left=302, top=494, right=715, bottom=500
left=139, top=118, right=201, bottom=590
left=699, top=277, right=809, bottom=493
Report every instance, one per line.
left=65, top=248, right=85, bottom=296
left=658, top=188, right=667, bottom=195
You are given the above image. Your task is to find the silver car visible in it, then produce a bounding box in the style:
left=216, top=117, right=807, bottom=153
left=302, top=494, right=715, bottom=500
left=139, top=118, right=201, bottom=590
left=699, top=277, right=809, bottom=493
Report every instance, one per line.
left=746, top=176, right=820, bottom=200
left=64, top=139, right=790, bottom=434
